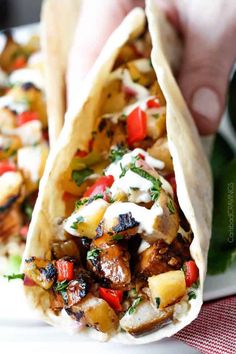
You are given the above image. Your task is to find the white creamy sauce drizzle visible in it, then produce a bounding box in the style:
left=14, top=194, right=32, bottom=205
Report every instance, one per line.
left=9, top=68, right=44, bottom=90
left=64, top=199, right=108, bottom=237
left=133, top=58, right=152, bottom=73
left=2, top=120, right=42, bottom=146
left=103, top=201, right=163, bottom=235
left=17, top=143, right=48, bottom=182
left=0, top=94, right=29, bottom=114
left=138, top=239, right=150, bottom=254
left=108, top=68, right=149, bottom=101
left=105, top=149, right=165, bottom=202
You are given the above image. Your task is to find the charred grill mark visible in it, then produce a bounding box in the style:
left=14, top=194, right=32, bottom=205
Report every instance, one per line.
left=25, top=256, right=36, bottom=263
left=98, top=119, right=107, bottom=132
left=65, top=307, right=84, bottom=322
left=95, top=222, right=103, bottom=238
left=21, top=82, right=39, bottom=91
left=40, top=263, right=57, bottom=281
left=66, top=271, right=91, bottom=307
left=112, top=212, right=140, bottom=234
left=0, top=195, right=19, bottom=213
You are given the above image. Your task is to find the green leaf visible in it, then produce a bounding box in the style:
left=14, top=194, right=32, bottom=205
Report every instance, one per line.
left=167, top=198, right=176, bottom=214
left=54, top=280, right=69, bottom=292
left=228, top=70, right=236, bottom=133
left=109, top=145, right=128, bottom=163
left=3, top=273, right=24, bottom=281
left=155, top=297, right=160, bottom=308
left=210, top=133, right=234, bottom=180
left=71, top=216, right=85, bottom=230
left=188, top=291, right=196, bottom=300
left=8, top=255, right=22, bottom=273
left=112, top=234, right=124, bottom=241
left=128, top=296, right=142, bottom=315
left=87, top=248, right=101, bottom=261
left=208, top=159, right=236, bottom=274
left=119, top=163, right=128, bottom=178
left=72, top=168, right=93, bottom=186
left=130, top=166, right=162, bottom=200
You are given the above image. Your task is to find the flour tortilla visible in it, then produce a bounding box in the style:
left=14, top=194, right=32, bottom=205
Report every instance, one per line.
left=40, top=0, right=81, bottom=146
left=22, top=3, right=212, bottom=344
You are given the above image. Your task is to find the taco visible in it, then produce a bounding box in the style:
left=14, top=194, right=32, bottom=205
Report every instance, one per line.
left=0, top=28, right=49, bottom=274
left=22, top=1, right=212, bottom=343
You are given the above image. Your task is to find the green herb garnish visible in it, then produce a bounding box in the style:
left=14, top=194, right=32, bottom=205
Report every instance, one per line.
left=109, top=145, right=128, bottom=162
left=130, top=166, right=162, bottom=201
left=188, top=291, right=197, bottom=300
left=55, top=280, right=69, bottom=292
left=192, top=280, right=200, bottom=289
left=128, top=296, right=142, bottom=315
left=72, top=168, right=93, bottom=187
left=3, top=273, right=24, bottom=281
left=167, top=198, right=176, bottom=214
left=75, top=193, right=104, bottom=208
left=71, top=216, right=85, bottom=230
left=112, top=234, right=124, bottom=241
left=152, top=113, right=159, bottom=119
left=87, top=248, right=101, bottom=261
left=119, top=163, right=128, bottom=178
left=128, top=288, right=137, bottom=298
left=155, top=297, right=161, bottom=308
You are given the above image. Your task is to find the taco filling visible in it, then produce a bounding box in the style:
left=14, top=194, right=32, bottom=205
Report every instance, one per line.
left=23, top=30, right=200, bottom=337
left=0, top=31, right=48, bottom=273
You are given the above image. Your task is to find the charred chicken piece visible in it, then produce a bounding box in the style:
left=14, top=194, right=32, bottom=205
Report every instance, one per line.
left=136, top=236, right=190, bottom=278
left=87, top=234, right=131, bottom=289
left=24, top=257, right=57, bottom=289
left=52, top=239, right=80, bottom=260
left=66, top=270, right=92, bottom=307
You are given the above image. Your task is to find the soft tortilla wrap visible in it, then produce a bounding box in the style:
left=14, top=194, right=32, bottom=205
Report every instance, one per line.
left=22, top=2, right=212, bottom=344
left=40, top=0, right=81, bottom=146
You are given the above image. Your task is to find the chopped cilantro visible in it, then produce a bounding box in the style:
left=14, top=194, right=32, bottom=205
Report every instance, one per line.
left=71, top=216, right=85, bottom=230
left=152, top=113, right=159, bottom=119
left=112, top=234, right=124, bottom=241
left=54, top=280, right=69, bottom=292
left=130, top=166, right=162, bottom=200
left=87, top=248, right=101, bottom=261
left=128, top=288, right=137, bottom=298
left=133, top=77, right=140, bottom=83
left=130, top=187, right=139, bottom=191
left=119, top=163, right=128, bottom=178
left=192, top=280, right=200, bottom=289
left=109, top=145, right=128, bottom=162
left=128, top=296, right=142, bottom=315
left=167, top=198, right=176, bottom=214
left=155, top=297, right=161, bottom=308
left=3, top=273, right=24, bottom=281
left=22, top=200, right=33, bottom=220
left=72, top=168, right=93, bottom=186
left=188, top=291, right=197, bottom=300
left=75, top=193, right=104, bottom=208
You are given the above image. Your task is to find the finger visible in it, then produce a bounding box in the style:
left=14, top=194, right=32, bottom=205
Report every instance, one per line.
left=67, top=0, right=143, bottom=107
left=177, top=0, right=236, bottom=135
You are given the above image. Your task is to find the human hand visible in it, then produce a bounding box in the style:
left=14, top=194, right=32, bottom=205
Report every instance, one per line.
left=67, top=0, right=236, bottom=135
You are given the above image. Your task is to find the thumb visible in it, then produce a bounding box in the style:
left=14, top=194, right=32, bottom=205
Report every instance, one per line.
left=178, top=1, right=236, bottom=135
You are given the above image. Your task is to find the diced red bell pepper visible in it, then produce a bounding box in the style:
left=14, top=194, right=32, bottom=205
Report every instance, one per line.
left=0, top=161, right=17, bottom=176
left=20, top=225, right=29, bottom=238
left=84, top=175, right=114, bottom=198
left=56, top=259, right=74, bottom=281
left=127, top=107, right=147, bottom=146
left=23, top=275, right=36, bottom=286
left=184, top=260, right=199, bottom=287
left=75, top=150, right=88, bottom=158
left=12, top=55, right=27, bottom=70
left=147, top=97, right=161, bottom=109
left=99, top=287, right=123, bottom=312
left=17, top=111, right=39, bottom=126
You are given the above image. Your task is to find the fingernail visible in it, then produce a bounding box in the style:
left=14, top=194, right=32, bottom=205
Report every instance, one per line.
left=191, top=87, right=221, bottom=121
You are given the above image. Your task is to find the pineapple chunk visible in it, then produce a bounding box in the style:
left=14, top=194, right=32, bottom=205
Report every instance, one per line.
left=74, top=294, right=119, bottom=333
left=148, top=270, right=186, bottom=309
left=64, top=199, right=109, bottom=238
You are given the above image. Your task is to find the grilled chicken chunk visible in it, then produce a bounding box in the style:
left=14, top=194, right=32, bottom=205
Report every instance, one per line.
left=120, top=299, right=173, bottom=336
left=0, top=171, right=23, bottom=212
left=24, top=257, right=57, bottom=289
left=87, top=234, right=131, bottom=289
left=136, top=235, right=190, bottom=278
left=66, top=271, right=91, bottom=307
left=67, top=293, right=119, bottom=333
